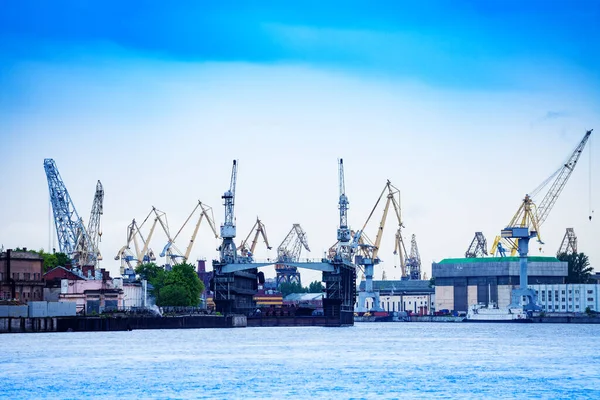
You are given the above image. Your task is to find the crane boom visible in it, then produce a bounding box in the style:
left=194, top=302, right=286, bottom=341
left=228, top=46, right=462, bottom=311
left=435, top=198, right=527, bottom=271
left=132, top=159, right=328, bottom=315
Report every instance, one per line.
left=86, top=180, right=104, bottom=263
left=535, top=129, right=592, bottom=225
left=44, top=158, right=95, bottom=267
left=490, top=129, right=592, bottom=257
left=183, top=202, right=218, bottom=261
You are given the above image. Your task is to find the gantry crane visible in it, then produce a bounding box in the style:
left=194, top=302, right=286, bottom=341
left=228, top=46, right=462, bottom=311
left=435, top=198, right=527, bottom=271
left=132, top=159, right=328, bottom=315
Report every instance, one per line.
left=406, top=234, right=421, bottom=280
left=238, top=217, right=271, bottom=258
left=275, top=224, right=310, bottom=286
left=159, top=201, right=218, bottom=266
left=114, top=207, right=163, bottom=274
left=489, top=129, right=592, bottom=257
left=465, top=232, right=488, bottom=258
left=354, top=180, right=406, bottom=312
left=557, top=228, right=578, bottom=256
left=219, top=160, right=239, bottom=264
left=44, top=159, right=100, bottom=267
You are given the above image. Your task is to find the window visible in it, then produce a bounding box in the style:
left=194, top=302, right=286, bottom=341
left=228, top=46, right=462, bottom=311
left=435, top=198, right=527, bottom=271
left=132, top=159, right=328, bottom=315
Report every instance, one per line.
left=562, top=305, right=566, bottom=309
left=588, top=290, right=594, bottom=294
left=562, top=290, right=565, bottom=294
left=569, top=290, right=572, bottom=294
left=569, top=298, right=572, bottom=301
left=555, top=305, right=559, bottom=309
left=588, top=298, right=594, bottom=302
left=576, top=305, right=580, bottom=309
left=575, top=290, right=580, bottom=294
left=562, top=298, right=565, bottom=302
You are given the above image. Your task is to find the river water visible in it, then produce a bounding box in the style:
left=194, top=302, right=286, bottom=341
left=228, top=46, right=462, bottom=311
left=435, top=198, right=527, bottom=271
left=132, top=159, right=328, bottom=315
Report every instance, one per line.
left=1, top=322, right=599, bottom=399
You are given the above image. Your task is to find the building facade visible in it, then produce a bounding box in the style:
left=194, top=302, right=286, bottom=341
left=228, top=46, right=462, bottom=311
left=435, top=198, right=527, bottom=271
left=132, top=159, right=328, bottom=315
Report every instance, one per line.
left=0, top=249, right=45, bottom=302
left=432, top=256, right=567, bottom=312
left=531, top=284, right=600, bottom=313
left=356, top=280, right=435, bottom=315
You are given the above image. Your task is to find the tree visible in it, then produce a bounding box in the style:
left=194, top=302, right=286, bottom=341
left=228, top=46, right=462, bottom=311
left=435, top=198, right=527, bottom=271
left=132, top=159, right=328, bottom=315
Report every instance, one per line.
left=163, top=262, right=204, bottom=306
left=279, top=282, right=306, bottom=297
left=307, top=281, right=323, bottom=293
left=557, top=252, right=593, bottom=284
left=159, top=285, right=190, bottom=307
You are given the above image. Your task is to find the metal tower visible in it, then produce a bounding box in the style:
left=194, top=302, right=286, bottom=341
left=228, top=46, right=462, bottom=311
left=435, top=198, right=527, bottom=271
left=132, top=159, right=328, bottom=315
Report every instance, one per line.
left=465, top=232, right=488, bottom=258
left=220, top=160, right=238, bottom=264
left=406, top=234, right=421, bottom=280
left=44, top=159, right=95, bottom=267
left=335, top=159, right=352, bottom=260
left=85, top=180, right=104, bottom=266
left=275, top=224, right=310, bottom=286
left=557, top=228, right=578, bottom=256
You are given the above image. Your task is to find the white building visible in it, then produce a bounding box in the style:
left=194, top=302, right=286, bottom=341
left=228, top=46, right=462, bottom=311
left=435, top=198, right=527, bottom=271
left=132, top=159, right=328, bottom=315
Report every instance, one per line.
left=530, top=284, right=600, bottom=313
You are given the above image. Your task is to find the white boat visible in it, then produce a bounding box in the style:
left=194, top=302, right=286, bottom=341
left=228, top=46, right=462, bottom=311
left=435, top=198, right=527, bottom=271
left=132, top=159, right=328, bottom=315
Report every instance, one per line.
left=463, top=302, right=532, bottom=323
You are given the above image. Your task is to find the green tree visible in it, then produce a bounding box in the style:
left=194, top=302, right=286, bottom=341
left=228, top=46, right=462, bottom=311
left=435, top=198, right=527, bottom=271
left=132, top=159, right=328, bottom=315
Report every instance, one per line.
left=163, top=262, right=204, bottom=306
left=429, top=277, right=436, bottom=288
left=159, top=285, right=190, bottom=307
left=279, top=282, right=306, bottom=297
left=307, top=281, right=323, bottom=293
left=557, top=252, right=593, bottom=284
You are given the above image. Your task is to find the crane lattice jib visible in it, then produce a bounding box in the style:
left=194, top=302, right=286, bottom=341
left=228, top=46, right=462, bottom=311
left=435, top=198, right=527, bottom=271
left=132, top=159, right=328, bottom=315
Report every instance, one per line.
left=86, top=180, right=104, bottom=263
left=406, top=234, right=421, bottom=279
left=277, top=224, right=310, bottom=262
left=557, top=227, right=577, bottom=256
left=338, top=159, right=348, bottom=229
left=224, top=160, right=238, bottom=227
left=465, top=232, right=488, bottom=258
left=535, top=130, right=592, bottom=226
left=44, top=159, right=94, bottom=266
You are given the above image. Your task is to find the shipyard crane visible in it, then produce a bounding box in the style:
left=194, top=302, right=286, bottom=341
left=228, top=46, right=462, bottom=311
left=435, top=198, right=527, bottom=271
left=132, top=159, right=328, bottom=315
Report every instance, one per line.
left=489, top=129, right=593, bottom=257
left=160, top=201, right=218, bottom=265
left=44, top=159, right=96, bottom=267
left=114, top=208, right=163, bottom=274
left=355, top=180, right=407, bottom=312
left=219, top=160, right=239, bottom=263
left=275, top=224, right=310, bottom=286
left=238, top=217, right=271, bottom=258
left=557, top=228, right=578, bottom=256
left=334, top=159, right=352, bottom=261
left=84, top=180, right=104, bottom=266
left=465, top=232, right=488, bottom=258
left=406, top=234, right=421, bottom=280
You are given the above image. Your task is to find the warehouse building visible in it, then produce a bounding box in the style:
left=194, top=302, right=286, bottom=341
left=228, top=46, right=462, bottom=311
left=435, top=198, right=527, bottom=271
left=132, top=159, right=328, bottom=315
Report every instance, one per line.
left=356, top=280, right=434, bottom=315
left=432, top=256, right=567, bottom=313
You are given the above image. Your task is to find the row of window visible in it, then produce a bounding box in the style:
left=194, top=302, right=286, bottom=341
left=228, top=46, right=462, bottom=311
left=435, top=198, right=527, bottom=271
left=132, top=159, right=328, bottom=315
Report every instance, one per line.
left=0, top=290, right=41, bottom=300
left=0, top=272, right=42, bottom=281
left=542, top=304, right=593, bottom=311
left=537, top=289, right=594, bottom=295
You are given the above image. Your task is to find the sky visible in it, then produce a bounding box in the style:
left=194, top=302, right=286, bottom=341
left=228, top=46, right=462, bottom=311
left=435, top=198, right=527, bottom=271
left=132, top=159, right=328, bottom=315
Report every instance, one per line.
left=1, top=1, right=599, bottom=283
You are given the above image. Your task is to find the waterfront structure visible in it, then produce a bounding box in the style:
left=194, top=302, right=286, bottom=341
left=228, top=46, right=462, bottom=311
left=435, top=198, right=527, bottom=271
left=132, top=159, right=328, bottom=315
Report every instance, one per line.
left=283, top=293, right=324, bottom=309
left=432, top=256, right=567, bottom=313
left=44, top=265, right=123, bottom=314
left=356, top=280, right=434, bottom=315
left=0, top=249, right=44, bottom=302
left=530, top=284, right=600, bottom=313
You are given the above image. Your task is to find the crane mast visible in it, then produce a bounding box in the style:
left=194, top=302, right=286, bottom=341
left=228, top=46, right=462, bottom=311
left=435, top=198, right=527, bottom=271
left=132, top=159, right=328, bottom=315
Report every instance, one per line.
left=86, top=180, right=104, bottom=266
left=557, top=227, right=577, bottom=256
left=238, top=217, right=271, bottom=257
left=220, top=160, right=238, bottom=263
left=335, top=159, right=351, bottom=260
left=490, top=129, right=592, bottom=257
left=406, top=234, right=421, bottom=280
left=44, top=158, right=95, bottom=267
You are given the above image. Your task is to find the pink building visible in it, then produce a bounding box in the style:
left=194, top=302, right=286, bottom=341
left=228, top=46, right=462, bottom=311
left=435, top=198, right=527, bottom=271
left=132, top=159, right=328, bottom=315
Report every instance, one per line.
left=44, top=265, right=124, bottom=314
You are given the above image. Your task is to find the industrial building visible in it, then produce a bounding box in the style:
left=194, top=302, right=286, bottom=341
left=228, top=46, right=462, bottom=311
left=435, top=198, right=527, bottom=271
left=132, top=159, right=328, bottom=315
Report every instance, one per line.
left=530, top=284, right=600, bottom=313
left=432, top=256, right=567, bottom=312
left=356, top=280, right=434, bottom=315
left=0, top=249, right=45, bottom=302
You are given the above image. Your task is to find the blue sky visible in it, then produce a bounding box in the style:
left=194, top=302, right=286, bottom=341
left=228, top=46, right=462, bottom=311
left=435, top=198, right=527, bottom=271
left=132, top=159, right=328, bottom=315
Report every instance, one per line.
left=1, top=2, right=599, bottom=280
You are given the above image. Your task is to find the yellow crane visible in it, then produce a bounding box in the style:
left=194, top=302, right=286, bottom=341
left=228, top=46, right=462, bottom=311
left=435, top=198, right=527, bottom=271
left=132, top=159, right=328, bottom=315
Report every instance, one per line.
left=238, top=217, right=271, bottom=257
left=490, top=129, right=592, bottom=256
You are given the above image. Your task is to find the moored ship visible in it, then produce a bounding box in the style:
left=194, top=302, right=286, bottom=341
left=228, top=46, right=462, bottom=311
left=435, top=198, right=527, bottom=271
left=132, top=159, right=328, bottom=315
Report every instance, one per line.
left=463, top=302, right=532, bottom=323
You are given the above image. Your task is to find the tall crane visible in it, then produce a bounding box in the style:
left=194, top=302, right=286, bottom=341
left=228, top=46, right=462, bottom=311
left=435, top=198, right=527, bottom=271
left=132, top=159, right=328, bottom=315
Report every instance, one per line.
left=490, top=129, right=593, bottom=256
left=335, top=159, right=352, bottom=261
left=557, top=228, right=577, bottom=256
left=114, top=208, right=163, bottom=274
left=160, top=201, right=218, bottom=265
left=238, top=217, right=271, bottom=258
left=406, top=234, right=421, bottom=280
left=275, top=224, right=310, bottom=286
left=44, top=159, right=96, bottom=267
left=465, top=232, right=488, bottom=258
left=85, top=180, right=104, bottom=266
left=355, top=180, right=406, bottom=312
left=219, top=160, right=239, bottom=264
